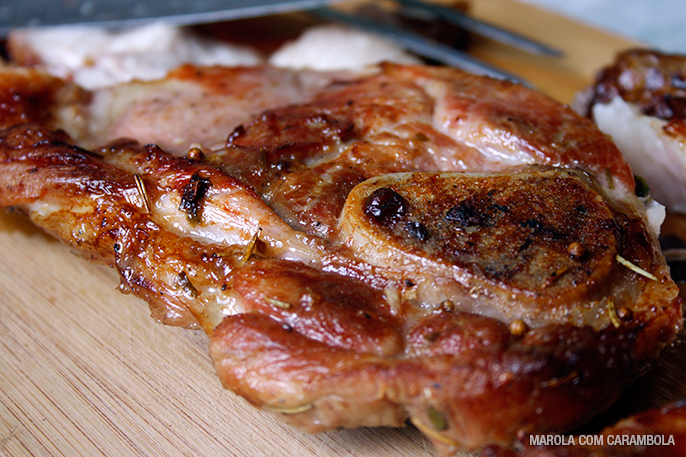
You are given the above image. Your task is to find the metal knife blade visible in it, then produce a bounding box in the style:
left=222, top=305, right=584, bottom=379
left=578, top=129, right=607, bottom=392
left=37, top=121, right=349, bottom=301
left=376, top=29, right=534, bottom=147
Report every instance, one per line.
left=0, top=0, right=342, bottom=35
left=397, top=0, right=563, bottom=56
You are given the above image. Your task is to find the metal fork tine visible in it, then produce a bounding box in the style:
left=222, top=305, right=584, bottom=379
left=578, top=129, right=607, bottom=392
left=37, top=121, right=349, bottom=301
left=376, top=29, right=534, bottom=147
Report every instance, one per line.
left=397, top=0, right=564, bottom=56
left=310, top=7, right=532, bottom=86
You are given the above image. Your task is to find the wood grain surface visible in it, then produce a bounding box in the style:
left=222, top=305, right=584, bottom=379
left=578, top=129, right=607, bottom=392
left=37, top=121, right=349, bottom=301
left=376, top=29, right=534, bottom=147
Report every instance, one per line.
left=0, top=1, right=679, bottom=457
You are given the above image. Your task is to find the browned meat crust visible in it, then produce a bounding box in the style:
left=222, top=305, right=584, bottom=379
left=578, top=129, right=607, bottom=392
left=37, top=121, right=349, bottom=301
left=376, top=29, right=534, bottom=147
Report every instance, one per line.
left=583, top=48, right=686, bottom=121
left=0, top=63, right=681, bottom=455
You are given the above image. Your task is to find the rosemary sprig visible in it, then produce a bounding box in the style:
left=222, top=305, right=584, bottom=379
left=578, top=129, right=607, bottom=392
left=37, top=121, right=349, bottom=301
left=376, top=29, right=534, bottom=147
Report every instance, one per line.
left=616, top=255, right=657, bottom=281
left=133, top=173, right=153, bottom=214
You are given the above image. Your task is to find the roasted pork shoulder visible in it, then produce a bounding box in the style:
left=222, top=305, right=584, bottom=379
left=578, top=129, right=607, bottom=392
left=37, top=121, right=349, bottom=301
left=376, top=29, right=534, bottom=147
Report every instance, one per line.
left=0, top=62, right=681, bottom=455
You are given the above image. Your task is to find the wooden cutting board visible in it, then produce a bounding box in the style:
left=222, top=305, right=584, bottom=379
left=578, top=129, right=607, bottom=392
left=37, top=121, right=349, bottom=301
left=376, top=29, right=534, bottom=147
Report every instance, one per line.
left=0, top=1, right=680, bottom=456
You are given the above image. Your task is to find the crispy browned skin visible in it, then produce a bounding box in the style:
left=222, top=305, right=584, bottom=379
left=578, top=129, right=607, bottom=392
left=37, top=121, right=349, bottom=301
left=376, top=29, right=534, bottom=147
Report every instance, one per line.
left=482, top=399, right=686, bottom=457
left=584, top=48, right=686, bottom=121
left=0, top=63, right=681, bottom=455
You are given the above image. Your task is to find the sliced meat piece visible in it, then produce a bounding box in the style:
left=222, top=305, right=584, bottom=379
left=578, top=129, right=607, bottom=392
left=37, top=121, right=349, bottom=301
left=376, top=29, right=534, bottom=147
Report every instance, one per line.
left=580, top=49, right=686, bottom=213
left=0, top=63, right=681, bottom=456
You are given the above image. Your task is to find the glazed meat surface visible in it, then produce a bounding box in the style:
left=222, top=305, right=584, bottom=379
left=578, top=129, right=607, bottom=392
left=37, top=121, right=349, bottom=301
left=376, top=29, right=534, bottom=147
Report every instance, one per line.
left=0, top=62, right=681, bottom=455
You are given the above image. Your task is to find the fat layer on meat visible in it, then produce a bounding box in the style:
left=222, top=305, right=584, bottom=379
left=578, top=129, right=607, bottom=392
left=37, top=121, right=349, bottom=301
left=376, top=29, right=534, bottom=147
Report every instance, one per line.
left=579, top=49, right=686, bottom=214
left=0, top=62, right=681, bottom=455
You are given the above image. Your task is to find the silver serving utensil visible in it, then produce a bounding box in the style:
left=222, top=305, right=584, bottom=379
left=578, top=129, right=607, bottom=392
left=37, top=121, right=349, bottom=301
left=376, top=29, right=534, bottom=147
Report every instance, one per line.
left=0, top=0, right=343, bottom=35
left=397, top=0, right=563, bottom=56
left=0, top=0, right=550, bottom=86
